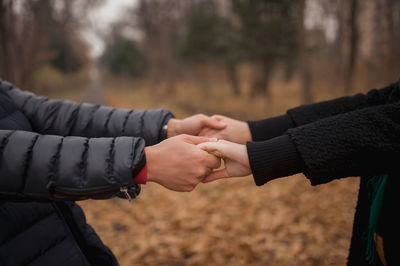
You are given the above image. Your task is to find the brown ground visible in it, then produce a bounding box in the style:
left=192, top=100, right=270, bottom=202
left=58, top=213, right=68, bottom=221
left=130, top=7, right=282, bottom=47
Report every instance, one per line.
left=80, top=177, right=359, bottom=266
left=74, top=76, right=367, bottom=266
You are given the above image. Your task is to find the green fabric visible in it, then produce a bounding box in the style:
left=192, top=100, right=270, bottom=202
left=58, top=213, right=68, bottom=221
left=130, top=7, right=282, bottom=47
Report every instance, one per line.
left=365, top=174, right=388, bottom=265
left=364, top=76, right=400, bottom=265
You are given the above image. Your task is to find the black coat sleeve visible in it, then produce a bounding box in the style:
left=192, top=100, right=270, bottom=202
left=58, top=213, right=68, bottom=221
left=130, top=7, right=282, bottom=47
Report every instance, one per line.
left=0, top=81, right=174, bottom=145
left=0, top=129, right=145, bottom=200
left=247, top=82, right=399, bottom=142
left=287, top=82, right=399, bottom=127
left=247, top=102, right=400, bottom=186
left=287, top=102, right=400, bottom=185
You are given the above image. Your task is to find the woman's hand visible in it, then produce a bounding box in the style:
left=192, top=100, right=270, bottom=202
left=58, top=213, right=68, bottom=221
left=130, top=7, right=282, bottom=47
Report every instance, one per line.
left=198, top=140, right=251, bottom=183
left=199, top=115, right=252, bottom=144
left=167, top=114, right=227, bottom=138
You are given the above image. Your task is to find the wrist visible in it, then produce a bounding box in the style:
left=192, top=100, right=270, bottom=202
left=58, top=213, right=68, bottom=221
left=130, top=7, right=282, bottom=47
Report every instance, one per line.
left=144, top=146, right=153, bottom=182
left=230, top=121, right=252, bottom=144
left=143, top=145, right=157, bottom=183
left=240, top=121, right=252, bottom=143
left=167, top=118, right=180, bottom=138
left=239, top=143, right=250, bottom=167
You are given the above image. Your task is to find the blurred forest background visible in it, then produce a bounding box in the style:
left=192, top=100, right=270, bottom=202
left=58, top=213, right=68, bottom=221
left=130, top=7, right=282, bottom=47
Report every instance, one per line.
left=1, top=0, right=399, bottom=265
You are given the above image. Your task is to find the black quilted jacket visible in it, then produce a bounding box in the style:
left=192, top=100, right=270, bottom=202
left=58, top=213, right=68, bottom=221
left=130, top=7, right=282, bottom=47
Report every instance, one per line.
left=0, top=80, right=173, bottom=265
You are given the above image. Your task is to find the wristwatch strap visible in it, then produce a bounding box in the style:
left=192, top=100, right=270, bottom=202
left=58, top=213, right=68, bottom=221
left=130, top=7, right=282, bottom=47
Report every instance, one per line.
left=159, top=123, right=168, bottom=141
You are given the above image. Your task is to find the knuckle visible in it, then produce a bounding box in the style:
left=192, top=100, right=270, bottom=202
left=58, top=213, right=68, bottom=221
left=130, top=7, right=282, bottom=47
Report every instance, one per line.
left=193, top=168, right=202, bottom=177
left=195, top=153, right=205, bottom=162
left=194, top=167, right=205, bottom=177
left=200, top=166, right=208, bottom=176
left=185, top=185, right=195, bottom=192
left=198, top=155, right=206, bottom=164
left=191, top=179, right=198, bottom=186
left=195, top=113, right=204, bottom=119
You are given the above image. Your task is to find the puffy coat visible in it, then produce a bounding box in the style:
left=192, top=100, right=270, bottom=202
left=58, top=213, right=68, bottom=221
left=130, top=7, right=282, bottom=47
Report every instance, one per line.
left=0, top=80, right=173, bottom=265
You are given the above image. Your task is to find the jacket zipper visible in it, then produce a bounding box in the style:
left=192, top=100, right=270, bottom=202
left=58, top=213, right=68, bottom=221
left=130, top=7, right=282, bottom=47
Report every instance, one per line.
left=120, top=186, right=132, bottom=201
left=53, top=185, right=135, bottom=201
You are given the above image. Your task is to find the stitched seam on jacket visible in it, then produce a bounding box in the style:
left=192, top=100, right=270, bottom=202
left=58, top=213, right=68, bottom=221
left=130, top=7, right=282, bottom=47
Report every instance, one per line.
left=106, top=138, right=116, bottom=183
left=84, top=104, right=101, bottom=135
left=0, top=131, right=15, bottom=169
left=47, top=138, right=64, bottom=189
left=129, top=139, right=135, bottom=171
left=21, top=134, right=40, bottom=193
left=131, top=139, right=145, bottom=177
left=69, top=104, right=82, bottom=136
left=20, top=95, right=33, bottom=110
left=30, top=98, right=49, bottom=132
left=130, top=138, right=145, bottom=170
left=42, top=100, right=62, bottom=133
left=121, top=110, right=133, bottom=134
left=78, top=138, right=90, bottom=187
left=104, top=108, right=116, bottom=135
left=139, top=111, right=145, bottom=139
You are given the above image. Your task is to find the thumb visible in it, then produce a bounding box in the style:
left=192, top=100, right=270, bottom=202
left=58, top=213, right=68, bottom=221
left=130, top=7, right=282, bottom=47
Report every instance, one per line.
left=183, top=135, right=218, bottom=145
left=197, top=142, right=226, bottom=158
left=202, top=117, right=227, bottom=129
left=202, top=168, right=229, bottom=183
left=211, top=115, right=225, bottom=121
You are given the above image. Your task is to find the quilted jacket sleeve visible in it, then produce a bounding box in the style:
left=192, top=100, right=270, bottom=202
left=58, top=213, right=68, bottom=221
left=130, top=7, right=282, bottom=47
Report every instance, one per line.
left=0, top=130, right=145, bottom=200
left=0, top=81, right=174, bottom=145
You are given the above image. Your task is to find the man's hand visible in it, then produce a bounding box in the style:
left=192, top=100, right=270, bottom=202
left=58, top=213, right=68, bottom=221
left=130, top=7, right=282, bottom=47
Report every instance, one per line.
left=198, top=140, right=251, bottom=183
left=167, top=114, right=227, bottom=138
left=145, top=135, right=221, bottom=192
left=199, top=115, right=252, bottom=144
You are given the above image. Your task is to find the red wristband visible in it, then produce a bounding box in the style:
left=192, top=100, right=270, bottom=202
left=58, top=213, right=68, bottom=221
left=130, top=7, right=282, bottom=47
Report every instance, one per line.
left=133, top=148, right=148, bottom=184
left=133, top=163, right=147, bottom=184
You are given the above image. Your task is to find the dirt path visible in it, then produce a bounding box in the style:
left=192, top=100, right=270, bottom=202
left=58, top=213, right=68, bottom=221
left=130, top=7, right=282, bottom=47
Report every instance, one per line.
left=80, top=63, right=106, bottom=104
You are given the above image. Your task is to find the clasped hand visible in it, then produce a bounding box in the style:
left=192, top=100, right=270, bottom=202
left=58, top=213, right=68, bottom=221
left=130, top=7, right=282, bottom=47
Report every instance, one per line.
left=145, top=114, right=252, bottom=192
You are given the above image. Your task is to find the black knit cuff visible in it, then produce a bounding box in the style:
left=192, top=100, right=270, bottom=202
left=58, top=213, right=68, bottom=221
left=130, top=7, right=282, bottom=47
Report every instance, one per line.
left=246, top=134, right=301, bottom=186
left=247, top=114, right=295, bottom=141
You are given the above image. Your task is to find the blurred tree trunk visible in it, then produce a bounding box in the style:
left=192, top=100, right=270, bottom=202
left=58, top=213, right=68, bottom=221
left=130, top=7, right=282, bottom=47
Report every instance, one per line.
left=0, top=0, right=15, bottom=83
left=382, top=0, right=399, bottom=72
left=344, top=0, right=359, bottom=94
left=251, top=59, right=273, bottom=98
left=0, top=1, right=58, bottom=88
left=136, top=0, right=186, bottom=93
left=226, top=63, right=241, bottom=96
left=298, top=0, right=312, bottom=104
left=334, top=1, right=344, bottom=75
